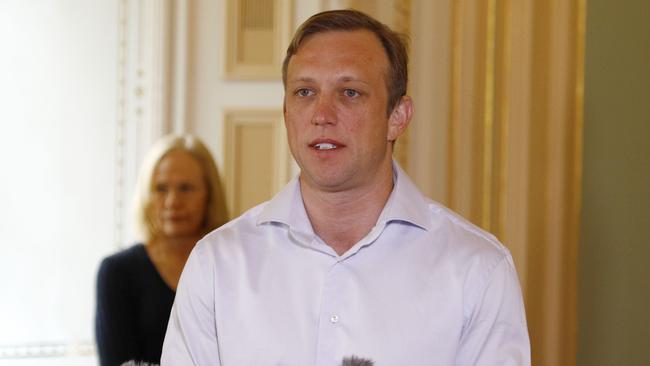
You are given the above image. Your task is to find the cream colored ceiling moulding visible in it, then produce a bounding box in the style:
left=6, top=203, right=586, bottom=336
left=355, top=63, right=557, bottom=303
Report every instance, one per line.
left=223, top=109, right=292, bottom=218
left=117, top=0, right=174, bottom=246
left=129, top=0, right=174, bottom=145
left=117, top=0, right=185, bottom=244
left=224, top=0, right=293, bottom=79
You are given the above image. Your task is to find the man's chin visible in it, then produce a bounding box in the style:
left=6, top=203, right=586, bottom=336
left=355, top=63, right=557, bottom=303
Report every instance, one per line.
left=299, top=170, right=356, bottom=193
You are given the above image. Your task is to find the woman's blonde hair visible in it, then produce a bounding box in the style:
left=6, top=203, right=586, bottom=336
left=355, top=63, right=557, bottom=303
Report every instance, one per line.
left=133, top=134, right=228, bottom=241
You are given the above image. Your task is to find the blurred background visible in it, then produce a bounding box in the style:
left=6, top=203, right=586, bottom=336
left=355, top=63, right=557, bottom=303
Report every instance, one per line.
left=0, top=0, right=647, bottom=365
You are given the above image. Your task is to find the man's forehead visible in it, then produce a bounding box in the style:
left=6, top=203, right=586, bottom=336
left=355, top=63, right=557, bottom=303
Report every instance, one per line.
left=286, top=30, right=388, bottom=75
left=296, top=29, right=382, bottom=51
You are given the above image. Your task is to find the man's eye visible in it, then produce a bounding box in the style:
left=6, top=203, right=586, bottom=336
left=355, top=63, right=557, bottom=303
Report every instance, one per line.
left=344, top=89, right=360, bottom=98
left=296, top=89, right=313, bottom=97
left=154, top=184, right=167, bottom=193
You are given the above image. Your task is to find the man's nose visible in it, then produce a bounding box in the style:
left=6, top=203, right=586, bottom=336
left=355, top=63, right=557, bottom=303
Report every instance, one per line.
left=312, top=95, right=337, bottom=126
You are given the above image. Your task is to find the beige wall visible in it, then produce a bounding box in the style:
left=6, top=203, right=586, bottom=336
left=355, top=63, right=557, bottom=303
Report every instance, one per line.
left=577, top=0, right=650, bottom=365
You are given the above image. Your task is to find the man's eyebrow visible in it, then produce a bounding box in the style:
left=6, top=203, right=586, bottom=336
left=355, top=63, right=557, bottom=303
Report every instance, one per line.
left=288, top=76, right=316, bottom=84
left=288, top=76, right=371, bottom=85
left=338, top=76, right=371, bottom=85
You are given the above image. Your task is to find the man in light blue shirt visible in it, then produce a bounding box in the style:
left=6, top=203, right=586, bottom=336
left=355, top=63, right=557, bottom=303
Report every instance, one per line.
left=162, top=9, right=530, bottom=366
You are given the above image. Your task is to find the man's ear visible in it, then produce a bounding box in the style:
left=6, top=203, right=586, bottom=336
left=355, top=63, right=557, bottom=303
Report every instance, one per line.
left=387, top=96, right=413, bottom=142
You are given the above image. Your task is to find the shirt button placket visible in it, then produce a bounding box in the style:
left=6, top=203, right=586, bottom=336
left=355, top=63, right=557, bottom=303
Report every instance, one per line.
left=315, top=260, right=346, bottom=366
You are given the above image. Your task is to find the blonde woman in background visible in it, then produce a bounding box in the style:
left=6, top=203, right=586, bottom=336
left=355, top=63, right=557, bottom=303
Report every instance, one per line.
left=95, top=134, right=228, bottom=366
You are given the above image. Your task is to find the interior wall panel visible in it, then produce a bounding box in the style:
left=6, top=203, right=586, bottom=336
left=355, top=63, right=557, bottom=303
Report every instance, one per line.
left=223, top=110, right=291, bottom=217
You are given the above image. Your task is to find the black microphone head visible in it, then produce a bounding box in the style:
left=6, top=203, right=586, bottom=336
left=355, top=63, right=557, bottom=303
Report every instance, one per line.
left=341, top=355, right=375, bottom=366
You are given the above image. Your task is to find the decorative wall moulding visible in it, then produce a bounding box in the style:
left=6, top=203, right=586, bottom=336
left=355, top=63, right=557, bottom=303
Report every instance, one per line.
left=224, top=0, right=293, bottom=79
left=223, top=109, right=292, bottom=217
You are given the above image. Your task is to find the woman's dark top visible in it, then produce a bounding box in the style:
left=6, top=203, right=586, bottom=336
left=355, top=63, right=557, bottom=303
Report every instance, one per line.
left=95, top=244, right=175, bottom=366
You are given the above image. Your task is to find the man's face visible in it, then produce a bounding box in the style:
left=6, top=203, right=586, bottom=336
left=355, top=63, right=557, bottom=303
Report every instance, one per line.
left=284, top=30, right=407, bottom=193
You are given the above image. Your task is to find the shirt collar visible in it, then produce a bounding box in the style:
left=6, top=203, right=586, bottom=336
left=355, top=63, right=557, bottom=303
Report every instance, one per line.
left=256, top=159, right=432, bottom=234
left=256, top=175, right=311, bottom=232
left=378, top=160, right=432, bottom=231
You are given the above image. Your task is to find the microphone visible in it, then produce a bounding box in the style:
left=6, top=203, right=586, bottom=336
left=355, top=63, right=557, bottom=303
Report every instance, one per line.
left=341, top=355, right=375, bottom=366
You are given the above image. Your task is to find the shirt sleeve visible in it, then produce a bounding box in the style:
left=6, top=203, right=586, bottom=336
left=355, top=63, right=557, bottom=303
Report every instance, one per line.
left=161, top=243, right=221, bottom=366
left=95, top=256, right=139, bottom=366
left=456, top=254, right=531, bottom=366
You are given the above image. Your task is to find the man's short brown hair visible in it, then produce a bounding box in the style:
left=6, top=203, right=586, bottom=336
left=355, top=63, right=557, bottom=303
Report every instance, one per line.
left=282, top=9, right=409, bottom=116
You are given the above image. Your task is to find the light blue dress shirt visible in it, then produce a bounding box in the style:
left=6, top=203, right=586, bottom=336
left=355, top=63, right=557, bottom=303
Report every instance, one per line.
left=161, top=163, right=530, bottom=365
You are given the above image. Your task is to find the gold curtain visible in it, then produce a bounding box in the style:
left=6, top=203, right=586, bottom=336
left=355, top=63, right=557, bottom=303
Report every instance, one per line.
left=407, top=0, right=586, bottom=365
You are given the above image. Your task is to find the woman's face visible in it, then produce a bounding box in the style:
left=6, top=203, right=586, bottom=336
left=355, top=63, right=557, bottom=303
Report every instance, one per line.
left=149, top=149, right=208, bottom=241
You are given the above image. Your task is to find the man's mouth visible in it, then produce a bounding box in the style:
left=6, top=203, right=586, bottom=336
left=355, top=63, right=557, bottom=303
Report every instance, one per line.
left=310, top=139, right=344, bottom=151
left=314, top=142, right=337, bottom=150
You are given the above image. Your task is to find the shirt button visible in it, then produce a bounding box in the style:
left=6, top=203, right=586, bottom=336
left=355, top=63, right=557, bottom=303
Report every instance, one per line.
left=330, top=315, right=339, bottom=323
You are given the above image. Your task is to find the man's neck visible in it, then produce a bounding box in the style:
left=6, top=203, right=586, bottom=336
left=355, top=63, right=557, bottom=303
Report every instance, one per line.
left=300, top=166, right=394, bottom=256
